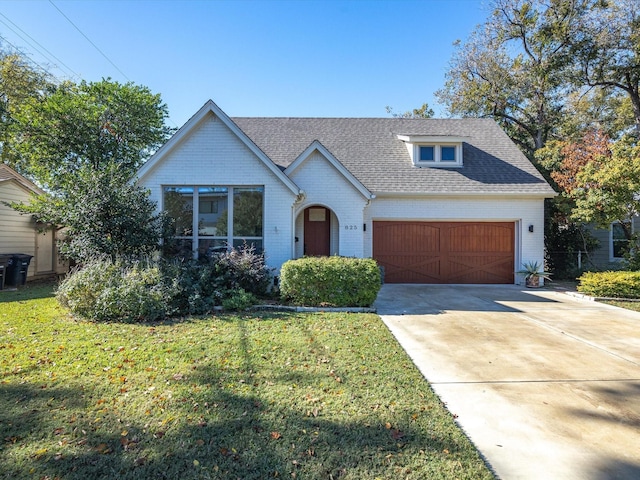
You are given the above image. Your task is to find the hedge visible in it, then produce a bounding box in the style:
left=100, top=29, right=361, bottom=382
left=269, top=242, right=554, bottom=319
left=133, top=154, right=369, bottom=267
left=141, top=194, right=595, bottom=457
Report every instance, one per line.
left=279, top=256, right=382, bottom=307
left=577, top=271, right=640, bottom=298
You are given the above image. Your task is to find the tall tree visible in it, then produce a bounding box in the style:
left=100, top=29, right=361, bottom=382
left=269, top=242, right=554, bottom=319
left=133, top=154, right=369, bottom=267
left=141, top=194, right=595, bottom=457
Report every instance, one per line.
left=0, top=50, right=54, bottom=168
left=541, top=130, right=640, bottom=237
left=436, top=0, right=592, bottom=157
left=11, top=78, right=172, bottom=192
left=14, top=165, right=166, bottom=262
left=385, top=103, right=434, bottom=118
left=572, top=0, right=640, bottom=136
left=10, top=78, right=173, bottom=262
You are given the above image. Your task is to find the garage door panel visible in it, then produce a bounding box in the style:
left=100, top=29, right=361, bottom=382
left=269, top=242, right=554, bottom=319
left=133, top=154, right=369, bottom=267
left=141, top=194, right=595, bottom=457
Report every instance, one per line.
left=447, top=256, right=514, bottom=283
left=447, top=224, right=514, bottom=252
left=377, top=223, right=440, bottom=253
left=379, top=255, right=441, bottom=283
left=373, top=221, right=514, bottom=284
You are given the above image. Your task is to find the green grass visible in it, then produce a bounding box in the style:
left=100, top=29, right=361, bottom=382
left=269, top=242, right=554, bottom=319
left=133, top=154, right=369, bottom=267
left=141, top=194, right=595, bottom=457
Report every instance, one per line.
left=599, top=299, right=640, bottom=312
left=0, top=283, right=494, bottom=480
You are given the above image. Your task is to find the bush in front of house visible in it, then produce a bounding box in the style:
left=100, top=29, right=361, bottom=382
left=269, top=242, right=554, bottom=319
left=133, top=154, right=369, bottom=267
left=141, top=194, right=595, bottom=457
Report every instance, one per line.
left=279, top=256, right=382, bottom=307
left=57, top=257, right=170, bottom=322
left=577, top=271, right=640, bottom=298
left=209, top=242, right=273, bottom=297
left=57, top=245, right=273, bottom=321
left=160, top=258, right=218, bottom=315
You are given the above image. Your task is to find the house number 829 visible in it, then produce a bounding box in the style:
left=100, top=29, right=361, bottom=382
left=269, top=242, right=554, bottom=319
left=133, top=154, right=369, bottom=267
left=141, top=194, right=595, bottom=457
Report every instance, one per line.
left=344, top=225, right=358, bottom=230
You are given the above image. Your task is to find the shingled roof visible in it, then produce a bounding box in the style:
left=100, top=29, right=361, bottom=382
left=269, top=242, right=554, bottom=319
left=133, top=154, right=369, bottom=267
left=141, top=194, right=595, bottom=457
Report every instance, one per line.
left=231, top=117, right=556, bottom=196
left=0, top=164, right=42, bottom=194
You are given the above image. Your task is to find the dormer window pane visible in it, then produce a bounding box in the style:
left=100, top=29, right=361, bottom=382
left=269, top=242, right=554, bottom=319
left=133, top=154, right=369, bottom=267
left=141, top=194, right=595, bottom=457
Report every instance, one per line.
left=419, top=146, right=434, bottom=161
left=441, top=146, right=456, bottom=161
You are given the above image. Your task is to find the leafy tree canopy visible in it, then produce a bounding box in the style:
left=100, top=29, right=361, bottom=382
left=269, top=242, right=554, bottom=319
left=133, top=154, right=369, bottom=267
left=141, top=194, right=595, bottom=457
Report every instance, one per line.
left=0, top=49, right=54, bottom=167
left=13, top=165, right=166, bottom=262
left=10, top=78, right=172, bottom=192
left=385, top=103, right=434, bottom=118
left=436, top=0, right=591, bottom=157
left=538, top=129, right=640, bottom=235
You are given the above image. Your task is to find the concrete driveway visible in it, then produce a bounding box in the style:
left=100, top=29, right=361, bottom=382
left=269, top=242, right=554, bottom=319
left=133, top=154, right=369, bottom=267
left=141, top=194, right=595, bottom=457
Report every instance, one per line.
left=374, top=284, right=640, bottom=480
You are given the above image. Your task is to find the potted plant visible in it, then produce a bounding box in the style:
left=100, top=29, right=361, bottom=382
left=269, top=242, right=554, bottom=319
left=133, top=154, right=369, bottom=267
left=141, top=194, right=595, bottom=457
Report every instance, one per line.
left=518, top=261, right=552, bottom=287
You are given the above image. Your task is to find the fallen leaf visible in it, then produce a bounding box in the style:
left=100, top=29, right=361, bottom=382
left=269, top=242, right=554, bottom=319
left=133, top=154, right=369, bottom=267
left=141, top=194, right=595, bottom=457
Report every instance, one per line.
left=270, top=431, right=282, bottom=440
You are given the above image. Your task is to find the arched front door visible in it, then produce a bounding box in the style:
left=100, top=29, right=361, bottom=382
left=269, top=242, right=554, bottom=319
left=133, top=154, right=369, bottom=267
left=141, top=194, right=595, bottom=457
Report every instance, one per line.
left=303, top=206, right=330, bottom=256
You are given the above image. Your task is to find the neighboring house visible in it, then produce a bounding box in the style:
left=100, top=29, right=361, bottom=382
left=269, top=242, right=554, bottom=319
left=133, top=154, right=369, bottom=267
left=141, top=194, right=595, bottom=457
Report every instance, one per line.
left=0, top=164, right=66, bottom=280
left=137, top=100, right=556, bottom=284
left=587, top=219, right=640, bottom=270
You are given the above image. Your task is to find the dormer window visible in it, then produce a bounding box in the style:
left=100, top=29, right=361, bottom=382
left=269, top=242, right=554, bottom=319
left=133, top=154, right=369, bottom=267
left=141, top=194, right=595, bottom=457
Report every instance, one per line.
left=397, top=135, right=466, bottom=168
left=418, top=144, right=460, bottom=164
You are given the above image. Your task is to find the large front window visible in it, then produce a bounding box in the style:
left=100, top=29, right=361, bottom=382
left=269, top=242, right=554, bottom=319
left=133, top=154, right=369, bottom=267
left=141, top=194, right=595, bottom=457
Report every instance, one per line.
left=163, top=185, right=264, bottom=258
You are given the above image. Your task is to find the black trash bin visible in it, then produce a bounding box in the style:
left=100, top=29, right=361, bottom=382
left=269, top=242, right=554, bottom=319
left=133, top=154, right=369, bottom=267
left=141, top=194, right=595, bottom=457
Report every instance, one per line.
left=6, top=254, right=34, bottom=287
left=0, top=254, right=12, bottom=290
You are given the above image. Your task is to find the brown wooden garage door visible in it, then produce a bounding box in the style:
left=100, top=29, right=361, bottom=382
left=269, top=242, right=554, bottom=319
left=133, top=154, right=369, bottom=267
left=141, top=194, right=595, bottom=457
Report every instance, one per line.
left=373, top=221, right=514, bottom=284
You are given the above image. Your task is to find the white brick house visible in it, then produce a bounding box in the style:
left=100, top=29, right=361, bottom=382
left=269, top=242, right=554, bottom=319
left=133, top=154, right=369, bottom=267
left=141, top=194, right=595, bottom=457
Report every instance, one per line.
left=137, top=100, right=556, bottom=284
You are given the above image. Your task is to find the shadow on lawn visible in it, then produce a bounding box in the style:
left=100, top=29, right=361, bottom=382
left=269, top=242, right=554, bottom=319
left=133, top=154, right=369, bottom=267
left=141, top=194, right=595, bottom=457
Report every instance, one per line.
left=0, top=375, right=469, bottom=480
left=0, top=283, right=57, bottom=303
left=0, top=331, right=483, bottom=479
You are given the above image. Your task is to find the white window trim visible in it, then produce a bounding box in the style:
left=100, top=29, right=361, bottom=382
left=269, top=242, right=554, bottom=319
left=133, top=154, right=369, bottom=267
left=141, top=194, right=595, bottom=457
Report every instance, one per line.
left=396, top=134, right=466, bottom=168
left=610, top=221, right=632, bottom=261
left=413, top=143, right=463, bottom=167
left=163, top=185, right=264, bottom=258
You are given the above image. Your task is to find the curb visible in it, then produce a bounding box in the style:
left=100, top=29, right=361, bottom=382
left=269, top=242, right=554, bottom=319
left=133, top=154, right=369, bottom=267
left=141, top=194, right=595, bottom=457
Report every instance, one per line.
left=563, top=290, right=640, bottom=302
left=252, top=304, right=377, bottom=313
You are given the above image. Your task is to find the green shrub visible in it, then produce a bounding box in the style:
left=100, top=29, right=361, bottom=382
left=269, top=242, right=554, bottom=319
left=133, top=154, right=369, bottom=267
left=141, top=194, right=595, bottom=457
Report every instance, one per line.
left=209, top=243, right=273, bottom=296
left=577, top=270, right=640, bottom=298
left=221, top=288, right=257, bottom=311
left=280, top=256, right=381, bottom=307
left=57, top=257, right=170, bottom=322
left=160, top=259, right=218, bottom=315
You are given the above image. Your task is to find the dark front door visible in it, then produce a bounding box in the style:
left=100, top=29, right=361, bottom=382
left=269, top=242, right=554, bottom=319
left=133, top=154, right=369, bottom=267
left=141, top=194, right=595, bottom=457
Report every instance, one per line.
left=304, top=207, right=331, bottom=256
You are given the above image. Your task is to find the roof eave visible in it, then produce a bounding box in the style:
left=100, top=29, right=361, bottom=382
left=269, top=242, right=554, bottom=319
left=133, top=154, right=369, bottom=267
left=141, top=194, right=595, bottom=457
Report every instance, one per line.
left=137, top=100, right=302, bottom=196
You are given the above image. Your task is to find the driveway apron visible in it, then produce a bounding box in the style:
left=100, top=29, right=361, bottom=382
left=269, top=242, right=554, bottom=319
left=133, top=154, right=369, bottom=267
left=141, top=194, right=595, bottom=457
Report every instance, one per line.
left=374, top=284, right=640, bottom=480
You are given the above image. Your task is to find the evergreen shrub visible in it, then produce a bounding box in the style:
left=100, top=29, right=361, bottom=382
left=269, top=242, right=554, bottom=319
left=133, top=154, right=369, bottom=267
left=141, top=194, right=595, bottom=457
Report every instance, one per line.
left=280, top=256, right=381, bottom=307
left=577, top=271, right=640, bottom=298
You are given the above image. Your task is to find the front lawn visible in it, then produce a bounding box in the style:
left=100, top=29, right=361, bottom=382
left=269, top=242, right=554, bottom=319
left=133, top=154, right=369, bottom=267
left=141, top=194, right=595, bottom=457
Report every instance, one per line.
left=0, top=284, right=493, bottom=479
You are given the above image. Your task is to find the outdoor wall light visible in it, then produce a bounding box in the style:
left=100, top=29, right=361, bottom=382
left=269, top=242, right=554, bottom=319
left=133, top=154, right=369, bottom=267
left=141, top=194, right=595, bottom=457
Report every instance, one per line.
left=528, top=224, right=534, bottom=233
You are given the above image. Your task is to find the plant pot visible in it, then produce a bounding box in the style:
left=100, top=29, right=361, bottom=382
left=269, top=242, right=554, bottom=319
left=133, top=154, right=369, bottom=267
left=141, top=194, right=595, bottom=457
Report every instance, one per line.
left=525, top=275, right=541, bottom=288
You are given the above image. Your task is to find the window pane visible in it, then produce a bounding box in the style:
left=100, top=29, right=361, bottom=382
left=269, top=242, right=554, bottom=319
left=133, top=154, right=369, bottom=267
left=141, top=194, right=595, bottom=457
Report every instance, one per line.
left=233, top=187, right=263, bottom=237
left=198, top=187, right=228, bottom=236
left=441, top=146, right=456, bottom=161
left=163, top=187, right=193, bottom=236
left=612, top=223, right=630, bottom=258
left=198, top=238, right=228, bottom=258
left=419, top=146, right=434, bottom=161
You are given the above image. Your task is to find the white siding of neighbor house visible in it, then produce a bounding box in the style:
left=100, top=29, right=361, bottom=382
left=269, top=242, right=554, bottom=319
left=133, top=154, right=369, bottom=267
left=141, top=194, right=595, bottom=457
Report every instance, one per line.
left=0, top=181, right=37, bottom=278
left=288, top=150, right=370, bottom=259
left=364, top=196, right=546, bottom=285
left=138, top=113, right=298, bottom=271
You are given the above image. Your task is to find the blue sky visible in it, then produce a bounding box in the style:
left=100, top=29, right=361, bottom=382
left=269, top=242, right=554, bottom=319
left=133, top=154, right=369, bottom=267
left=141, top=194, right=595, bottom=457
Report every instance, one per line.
left=0, top=0, right=489, bottom=127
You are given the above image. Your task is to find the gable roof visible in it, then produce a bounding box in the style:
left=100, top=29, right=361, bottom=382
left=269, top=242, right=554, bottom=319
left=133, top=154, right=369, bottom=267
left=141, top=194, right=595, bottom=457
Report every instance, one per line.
left=232, top=117, right=556, bottom=196
left=0, top=164, right=43, bottom=195
left=285, top=140, right=373, bottom=199
left=137, top=100, right=301, bottom=195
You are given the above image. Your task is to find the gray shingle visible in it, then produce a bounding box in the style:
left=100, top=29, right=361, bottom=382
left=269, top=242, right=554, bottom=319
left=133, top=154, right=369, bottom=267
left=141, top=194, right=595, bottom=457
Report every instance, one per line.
left=231, top=117, right=556, bottom=195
